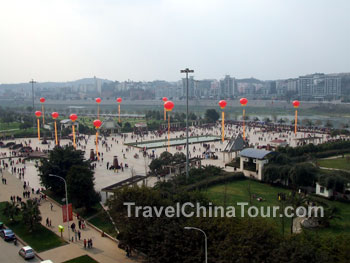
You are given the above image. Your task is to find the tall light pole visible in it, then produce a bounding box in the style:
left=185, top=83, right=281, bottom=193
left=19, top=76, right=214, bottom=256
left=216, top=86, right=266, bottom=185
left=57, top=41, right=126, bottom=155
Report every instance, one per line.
left=184, top=226, right=207, bottom=263
left=29, top=79, right=36, bottom=128
left=180, top=68, right=194, bottom=180
left=49, top=174, right=70, bottom=242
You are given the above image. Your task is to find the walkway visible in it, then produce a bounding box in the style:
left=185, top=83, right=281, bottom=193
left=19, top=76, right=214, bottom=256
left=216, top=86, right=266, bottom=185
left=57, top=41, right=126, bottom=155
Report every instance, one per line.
left=0, top=170, right=140, bottom=263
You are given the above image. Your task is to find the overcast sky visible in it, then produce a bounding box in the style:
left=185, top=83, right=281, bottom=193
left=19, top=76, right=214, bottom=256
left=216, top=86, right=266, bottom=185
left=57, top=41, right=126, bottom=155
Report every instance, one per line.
left=1, top=0, right=349, bottom=83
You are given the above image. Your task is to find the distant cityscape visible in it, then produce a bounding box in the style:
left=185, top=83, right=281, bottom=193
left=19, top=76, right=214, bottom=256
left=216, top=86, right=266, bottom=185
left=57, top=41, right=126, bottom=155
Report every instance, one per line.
left=1, top=72, right=350, bottom=102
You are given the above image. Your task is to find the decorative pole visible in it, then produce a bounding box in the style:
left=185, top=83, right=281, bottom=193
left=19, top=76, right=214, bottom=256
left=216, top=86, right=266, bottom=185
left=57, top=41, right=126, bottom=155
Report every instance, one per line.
left=70, top=114, right=78, bottom=149
left=51, top=112, right=59, bottom=145
left=164, top=101, right=174, bottom=152
left=240, top=98, right=248, bottom=140
left=293, top=100, right=300, bottom=135
left=117, top=98, right=122, bottom=123
left=40, top=97, right=46, bottom=125
left=93, top=119, right=102, bottom=160
left=162, top=97, right=168, bottom=121
left=218, top=100, right=227, bottom=142
left=95, top=98, right=101, bottom=119
left=35, top=111, right=42, bottom=141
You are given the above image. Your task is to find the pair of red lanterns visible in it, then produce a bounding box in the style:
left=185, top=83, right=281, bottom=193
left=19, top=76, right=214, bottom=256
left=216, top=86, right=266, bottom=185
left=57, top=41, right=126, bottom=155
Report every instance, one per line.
left=95, top=97, right=122, bottom=122
left=218, top=97, right=248, bottom=109
left=95, top=97, right=122, bottom=104
left=218, top=98, right=249, bottom=141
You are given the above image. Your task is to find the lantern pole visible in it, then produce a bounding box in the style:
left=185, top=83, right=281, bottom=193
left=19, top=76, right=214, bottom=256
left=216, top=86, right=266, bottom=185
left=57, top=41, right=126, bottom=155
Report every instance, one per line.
left=42, top=104, right=45, bottom=125
left=54, top=120, right=58, bottom=145
left=295, top=109, right=297, bottom=135
left=168, top=112, right=170, bottom=151
left=222, top=110, right=225, bottom=142
left=37, top=117, right=40, bottom=141
left=97, top=104, right=100, bottom=120
left=243, top=108, right=245, bottom=140
left=96, top=129, right=99, bottom=160
left=72, top=124, right=76, bottom=149
left=118, top=104, right=121, bottom=123
left=181, top=68, right=194, bottom=180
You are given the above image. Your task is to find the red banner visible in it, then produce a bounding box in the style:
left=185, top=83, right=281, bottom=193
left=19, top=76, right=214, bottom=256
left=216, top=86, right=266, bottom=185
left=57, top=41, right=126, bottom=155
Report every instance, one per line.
left=62, top=204, right=73, bottom=222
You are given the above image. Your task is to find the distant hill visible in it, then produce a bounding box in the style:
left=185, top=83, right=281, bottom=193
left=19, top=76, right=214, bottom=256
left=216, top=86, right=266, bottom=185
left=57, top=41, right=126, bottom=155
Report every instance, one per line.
left=236, top=77, right=263, bottom=84
left=0, top=77, right=113, bottom=90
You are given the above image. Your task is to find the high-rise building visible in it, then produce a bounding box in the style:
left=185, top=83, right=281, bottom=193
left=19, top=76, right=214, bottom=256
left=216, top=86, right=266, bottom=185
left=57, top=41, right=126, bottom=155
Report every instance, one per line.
left=298, top=73, right=341, bottom=100
left=219, top=75, right=235, bottom=98
left=182, top=76, right=195, bottom=98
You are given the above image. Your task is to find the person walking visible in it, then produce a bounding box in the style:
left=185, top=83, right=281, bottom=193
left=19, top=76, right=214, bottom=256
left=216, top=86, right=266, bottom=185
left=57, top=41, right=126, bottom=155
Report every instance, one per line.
left=78, top=230, right=81, bottom=240
left=84, top=239, right=87, bottom=249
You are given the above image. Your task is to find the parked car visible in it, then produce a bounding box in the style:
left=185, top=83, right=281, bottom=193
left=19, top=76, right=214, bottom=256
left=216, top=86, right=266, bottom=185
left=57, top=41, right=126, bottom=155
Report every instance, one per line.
left=0, top=229, right=15, bottom=241
left=19, top=246, right=35, bottom=260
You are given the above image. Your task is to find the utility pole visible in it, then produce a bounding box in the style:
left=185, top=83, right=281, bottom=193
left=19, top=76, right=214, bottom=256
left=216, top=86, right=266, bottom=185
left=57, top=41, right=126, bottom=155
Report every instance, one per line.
left=29, top=79, right=36, bottom=128
left=180, top=68, right=194, bottom=180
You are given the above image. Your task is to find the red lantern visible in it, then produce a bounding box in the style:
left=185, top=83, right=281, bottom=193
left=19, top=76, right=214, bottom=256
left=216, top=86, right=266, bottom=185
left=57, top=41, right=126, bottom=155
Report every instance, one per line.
left=93, top=119, right=102, bottom=128
left=51, top=112, right=59, bottom=119
left=117, top=97, right=122, bottom=103
left=292, top=100, right=300, bottom=108
left=162, top=97, right=168, bottom=102
left=164, top=101, right=174, bottom=112
left=240, top=98, right=248, bottom=106
left=40, top=97, right=46, bottom=103
left=95, top=97, right=101, bottom=104
left=218, top=100, right=227, bottom=109
left=70, top=114, right=78, bottom=122
left=35, top=111, right=42, bottom=118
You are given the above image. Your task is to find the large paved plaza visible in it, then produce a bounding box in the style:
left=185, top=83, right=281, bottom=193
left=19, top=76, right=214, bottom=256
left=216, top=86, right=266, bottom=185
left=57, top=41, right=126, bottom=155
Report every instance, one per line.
left=0, top=123, right=334, bottom=203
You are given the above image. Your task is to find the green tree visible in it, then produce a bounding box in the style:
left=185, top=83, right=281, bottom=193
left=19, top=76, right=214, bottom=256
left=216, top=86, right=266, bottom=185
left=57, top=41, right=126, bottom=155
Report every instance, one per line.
left=3, top=202, right=20, bottom=222
left=204, top=109, right=220, bottom=123
left=21, top=199, right=42, bottom=232
left=38, top=146, right=91, bottom=196
left=66, top=165, right=100, bottom=211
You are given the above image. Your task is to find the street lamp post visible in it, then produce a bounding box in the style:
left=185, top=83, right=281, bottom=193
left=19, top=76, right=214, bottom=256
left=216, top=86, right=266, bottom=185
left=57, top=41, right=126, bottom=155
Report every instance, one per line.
left=49, top=174, right=70, bottom=242
left=184, top=226, right=207, bottom=263
left=180, top=68, right=194, bottom=180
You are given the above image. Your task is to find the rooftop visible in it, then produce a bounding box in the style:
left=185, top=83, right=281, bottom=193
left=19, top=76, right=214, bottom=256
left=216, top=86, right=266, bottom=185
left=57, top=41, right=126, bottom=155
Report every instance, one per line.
left=239, top=148, right=273, bottom=159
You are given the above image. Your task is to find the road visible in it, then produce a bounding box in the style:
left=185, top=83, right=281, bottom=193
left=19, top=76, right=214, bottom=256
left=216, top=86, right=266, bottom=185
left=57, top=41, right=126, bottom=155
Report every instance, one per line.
left=0, top=239, right=40, bottom=263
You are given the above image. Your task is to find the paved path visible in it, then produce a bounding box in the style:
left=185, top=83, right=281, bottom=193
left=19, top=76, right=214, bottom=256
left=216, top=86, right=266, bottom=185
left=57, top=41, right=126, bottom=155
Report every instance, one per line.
left=0, top=170, right=140, bottom=263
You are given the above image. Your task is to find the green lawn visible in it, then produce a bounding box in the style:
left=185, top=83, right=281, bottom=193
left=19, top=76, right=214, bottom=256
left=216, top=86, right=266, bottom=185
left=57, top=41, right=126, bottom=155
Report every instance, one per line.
left=318, top=156, right=350, bottom=170
left=63, top=255, right=98, bottom=263
left=88, top=210, right=117, bottom=238
left=204, top=180, right=291, bottom=234
left=204, top=179, right=350, bottom=236
left=0, top=202, right=66, bottom=252
left=0, top=122, right=20, bottom=131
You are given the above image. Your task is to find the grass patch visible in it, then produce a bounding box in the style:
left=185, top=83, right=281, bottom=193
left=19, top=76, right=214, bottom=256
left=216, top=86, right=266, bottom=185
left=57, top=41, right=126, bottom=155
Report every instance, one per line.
left=204, top=180, right=291, bottom=235
left=88, top=210, right=117, bottom=238
left=0, top=202, right=66, bottom=252
left=318, top=156, right=350, bottom=170
left=204, top=180, right=350, bottom=237
left=63, top=255, right=98, bottom=263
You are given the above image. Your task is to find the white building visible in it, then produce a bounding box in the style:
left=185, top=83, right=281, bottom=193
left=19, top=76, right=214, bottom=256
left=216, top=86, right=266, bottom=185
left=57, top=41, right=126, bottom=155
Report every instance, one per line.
left=239, top=148, right=274, bottom=180
left=315, top=182, right=333, bottom=198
